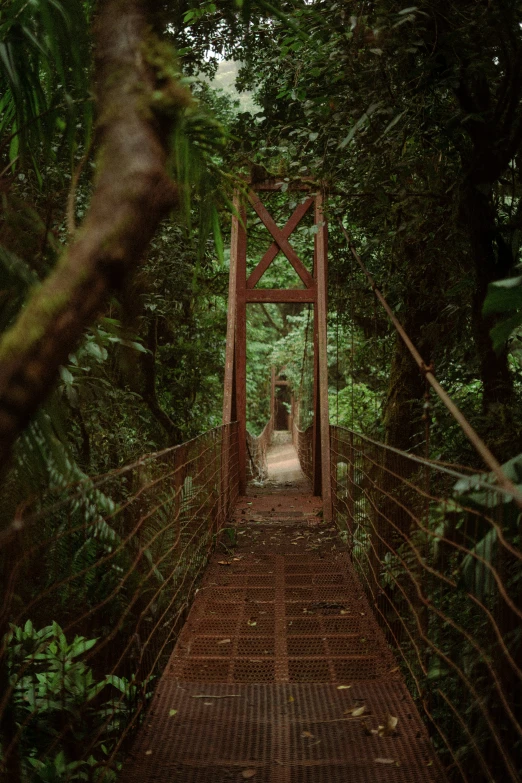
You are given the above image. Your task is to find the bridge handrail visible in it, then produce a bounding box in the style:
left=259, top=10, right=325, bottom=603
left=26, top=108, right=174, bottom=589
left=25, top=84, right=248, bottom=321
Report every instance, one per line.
left=246, top=416, right=273, bottom=482
left=0, top=422, right=240, bottom=781
left=329, top=423, right=522, bottom=783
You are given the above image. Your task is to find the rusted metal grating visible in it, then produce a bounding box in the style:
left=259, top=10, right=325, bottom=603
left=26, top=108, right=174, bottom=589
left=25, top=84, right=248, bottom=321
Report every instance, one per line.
left=119, top=488, right=445, bottom=783
left=119, top=681, right=445, bottom=783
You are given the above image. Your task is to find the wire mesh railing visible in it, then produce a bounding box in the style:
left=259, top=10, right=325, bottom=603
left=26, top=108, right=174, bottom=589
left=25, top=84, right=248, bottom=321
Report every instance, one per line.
left=246, top=417, right=273, bottom=483
left=0, top=423, right=239, bottom=783
left=292, top=420, right=313, bottom=484
left=330, top=424, right=522, bottom=783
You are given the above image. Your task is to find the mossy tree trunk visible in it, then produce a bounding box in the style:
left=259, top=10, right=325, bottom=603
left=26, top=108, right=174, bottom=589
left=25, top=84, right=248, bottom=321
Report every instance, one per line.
left=0, top=0, right=191, bottom=469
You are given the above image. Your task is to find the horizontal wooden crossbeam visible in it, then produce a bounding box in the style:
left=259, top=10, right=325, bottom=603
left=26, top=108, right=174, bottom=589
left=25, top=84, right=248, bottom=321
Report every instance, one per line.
left=245, top=288, right=316, bottom=303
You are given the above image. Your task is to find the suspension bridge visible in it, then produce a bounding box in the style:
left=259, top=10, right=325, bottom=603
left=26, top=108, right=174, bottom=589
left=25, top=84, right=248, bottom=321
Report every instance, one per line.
left=0, top=181, right=520, bottom=783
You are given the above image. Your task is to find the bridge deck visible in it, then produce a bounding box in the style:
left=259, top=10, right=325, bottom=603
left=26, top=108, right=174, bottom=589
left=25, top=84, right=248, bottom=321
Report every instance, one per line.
left=120, top=441, right=444, bottom=782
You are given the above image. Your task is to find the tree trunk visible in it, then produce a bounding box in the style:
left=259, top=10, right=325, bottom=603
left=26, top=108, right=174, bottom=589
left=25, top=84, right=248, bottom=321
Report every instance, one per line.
left=141, top=319, right=182, bottom=443
left=384, top=242, right=434, bottom=454
left=463, top=183, right=515, bottom=408
left=0, top=0, right=191, bottom=469
left=461, top=182, right=521, bottom=460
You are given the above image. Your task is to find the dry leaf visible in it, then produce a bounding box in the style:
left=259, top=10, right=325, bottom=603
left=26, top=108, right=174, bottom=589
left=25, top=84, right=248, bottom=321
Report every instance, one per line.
left=247, top=619, right=257, bottom=627
left=351, top=706, right=366, bottom=717
left=145, top=750, right=152, bottom=756
left=389, top=666, right=399, bottom=674
left=217, top=638, right=231, bottom=645
left=337, top=685, right=352, bottom=690
left=169, top=709, right=177, bottom=717
left=301, top=731, right=314, bottom=738
left=241, top=769, right=256, bottom=779
left=375, top=758, right=399, bottom=766
left=386, top=713, right=398, bottom=733
left=376, top=713, right=399, bottom=737
left=288, top=696, right=295, bottom=703
left=218, top=561, right=230, bottom=566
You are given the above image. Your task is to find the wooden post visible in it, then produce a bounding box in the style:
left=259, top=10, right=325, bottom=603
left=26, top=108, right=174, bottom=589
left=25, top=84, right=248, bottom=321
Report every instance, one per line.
left=271, top=366, right=276, bottom=427
left=223, top=194, right=240, bottom=425
left=235, top=203, right=248, bottom=494
left=315, top=194, right=332, bottom=521
left=312, top=304, right=321, bottom=496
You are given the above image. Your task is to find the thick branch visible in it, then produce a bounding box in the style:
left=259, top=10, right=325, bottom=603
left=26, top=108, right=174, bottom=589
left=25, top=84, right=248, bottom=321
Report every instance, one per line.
left=0, top=0, right=191, bottom=468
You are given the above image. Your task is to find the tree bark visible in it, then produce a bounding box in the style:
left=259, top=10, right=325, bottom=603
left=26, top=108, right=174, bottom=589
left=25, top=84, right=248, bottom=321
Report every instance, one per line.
left=384, top=242, right=435, bottom=453
left=0, top=0, right=191, bottom=468
left=462, top=182, right=515, bottom=410
left=141, top=318, right=182, bottom=443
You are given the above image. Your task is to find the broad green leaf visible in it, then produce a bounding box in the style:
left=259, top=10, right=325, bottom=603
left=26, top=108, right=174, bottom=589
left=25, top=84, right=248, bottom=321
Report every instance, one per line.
left=483, top=276, right=522, bottom=314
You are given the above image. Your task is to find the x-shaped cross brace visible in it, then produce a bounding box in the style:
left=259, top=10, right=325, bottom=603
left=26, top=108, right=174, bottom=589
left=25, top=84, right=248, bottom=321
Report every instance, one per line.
left=246, top=191, right=314, bottom=289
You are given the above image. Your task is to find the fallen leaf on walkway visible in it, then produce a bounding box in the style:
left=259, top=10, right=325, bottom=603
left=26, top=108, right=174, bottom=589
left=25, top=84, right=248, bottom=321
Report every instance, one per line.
left=169, top=709, right=177, bottom=717
left=218, top=561, right=230, bottom=566
left=288, top=696, right=295, bottom=703
left=375, top=758, right=399, bottom=766
left=377, top=714, right=398, bottom=737
left=349, top=706, right=366, bottom=717
left=217, top=638, right=231, bottom=645
left=241, top=769, right=256, bottom=779
left=247, top=619, right=257, bottom=626
left=145, top=750, right=152, bottom=756
left=337, top=685, right=352, bottom=690
left=301, top=731, right=314, bottom=738
left=389, top=666, right=399, bottom=674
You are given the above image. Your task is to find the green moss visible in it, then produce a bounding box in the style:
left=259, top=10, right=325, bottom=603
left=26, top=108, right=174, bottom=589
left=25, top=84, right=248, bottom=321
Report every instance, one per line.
left=0, top=282, right=70, bottom=364
left=141, top=35, right=193, bottom=117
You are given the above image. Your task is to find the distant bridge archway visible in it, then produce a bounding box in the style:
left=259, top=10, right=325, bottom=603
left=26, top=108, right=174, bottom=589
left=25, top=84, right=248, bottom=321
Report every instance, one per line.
left=222, top=179, right=331, bottom=517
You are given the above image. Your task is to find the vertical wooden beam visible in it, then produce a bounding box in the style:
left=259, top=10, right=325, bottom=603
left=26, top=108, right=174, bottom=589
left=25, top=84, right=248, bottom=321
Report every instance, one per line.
left=315, top=193, right=332, bottom=521
left=312, top=303, right=321, bottom=496
left=222, top=193, right=240, bottom=425
left=236, top=202, right=248, bottom=494
left=221, top=194, right=240, bottom=521
left=271, top=366, right=276, bottom=425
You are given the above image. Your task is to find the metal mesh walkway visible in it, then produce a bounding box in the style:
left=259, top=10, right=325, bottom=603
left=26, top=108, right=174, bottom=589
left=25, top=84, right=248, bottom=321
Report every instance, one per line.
left=119, top=454, right=445, bottom=783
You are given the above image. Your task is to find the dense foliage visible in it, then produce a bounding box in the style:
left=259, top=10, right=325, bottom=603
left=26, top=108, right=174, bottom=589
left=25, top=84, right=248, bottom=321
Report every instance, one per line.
left=1, top=1, right=522, bottom=781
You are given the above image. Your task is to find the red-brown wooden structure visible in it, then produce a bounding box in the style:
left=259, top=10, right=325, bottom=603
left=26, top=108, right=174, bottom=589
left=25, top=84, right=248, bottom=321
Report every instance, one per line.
left=222, top=180, right=331, bottom=518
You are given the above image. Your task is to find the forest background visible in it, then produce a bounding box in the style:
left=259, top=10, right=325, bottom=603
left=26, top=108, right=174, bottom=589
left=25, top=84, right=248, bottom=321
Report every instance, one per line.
left=0, top=0, right=522, bottom=501
left=2, top=3, right=522, bottom=782
left=2, top=0, right=522, bottom=539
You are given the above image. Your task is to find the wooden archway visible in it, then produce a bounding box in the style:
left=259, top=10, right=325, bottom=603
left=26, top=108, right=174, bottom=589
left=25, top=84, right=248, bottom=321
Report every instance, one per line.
left=222, top=179, right=331, bottom=519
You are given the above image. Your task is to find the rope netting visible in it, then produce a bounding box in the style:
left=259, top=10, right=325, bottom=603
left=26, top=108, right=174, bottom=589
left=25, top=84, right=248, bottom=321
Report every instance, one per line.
left=292, top=421, right=313, bottom=483
left=329, top=425, right=521, bottom=783
left=0, top=424, right=239, bottom=782
left=246, top=417, right=273, bottom=483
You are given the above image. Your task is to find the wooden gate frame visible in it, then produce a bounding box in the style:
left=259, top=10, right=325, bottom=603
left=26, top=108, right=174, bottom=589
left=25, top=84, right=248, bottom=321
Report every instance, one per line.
left=222, top=180, right=331, bottom=520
